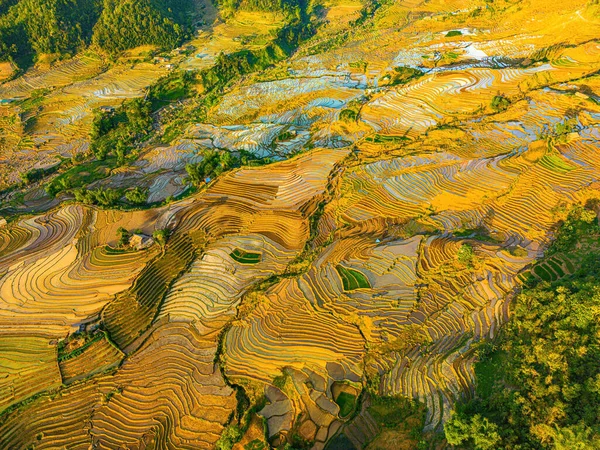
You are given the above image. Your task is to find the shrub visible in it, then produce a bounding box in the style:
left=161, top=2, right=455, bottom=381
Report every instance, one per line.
left=445, top=413, right=501, bottom=449
left=116, top=226, right=130, bottom=247
left=152, top=228, right=170, bottom=246
left=339, top=108, right=358, bottom=122
left=125, top=187, right=147, bottom=205
left=491, top=94, right=510, bottom=112
left=73, top=187, right=121, bottom=206
left=215, top=424, right=242, bottom=450
left=457, top=243, right=474, bottom=267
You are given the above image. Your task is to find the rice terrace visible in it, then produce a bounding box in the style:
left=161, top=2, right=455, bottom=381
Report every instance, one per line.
left=1, top=0, right=600, bottom=448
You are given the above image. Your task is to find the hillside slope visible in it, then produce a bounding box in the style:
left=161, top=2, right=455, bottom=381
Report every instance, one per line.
left=0, top=0, right=600, bottom=449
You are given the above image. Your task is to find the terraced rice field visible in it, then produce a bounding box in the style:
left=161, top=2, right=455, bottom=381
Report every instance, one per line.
left=1, top=0, right=600, bottom=448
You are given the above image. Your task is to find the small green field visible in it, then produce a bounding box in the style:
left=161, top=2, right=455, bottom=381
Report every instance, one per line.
left=230, top=248, right=262, bottom=264
left=539, top=154, right=577, bottom=173
left=46, top=158, right=116, bottom=196
left=365, top=134, right=409, bottom=144
left=336, top=265, right=371, bottom=290
left=335, top=392, right=357, bottom=418
left=474, top=349, right=507, bottom=398
left=324, top=433, right=356, bottom=450
left=57, top=331, right=105, bottom=362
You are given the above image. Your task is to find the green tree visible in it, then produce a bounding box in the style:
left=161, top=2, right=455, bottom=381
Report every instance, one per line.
left=445, top=413, right=501, bottom=450
left=125, top=187, right=147, bottom=205
left=457, top=243, right=474, bottom=267
left=116, top=226, right=130, bottom=247
left=152, top=228, right=170, bottom=246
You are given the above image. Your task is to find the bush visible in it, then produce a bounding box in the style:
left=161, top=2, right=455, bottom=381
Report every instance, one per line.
left=185, top=149, right=240, bottom=186
left=125, top=187, right=147, bottom=205
left=445, top=413, right=501, bottom=449
left=339, top=108, right=358, bottom=122
left=116, top=226, right=130, bottom=247
left=491, top=94, right=510, bottom=112
left=385, top=66, right=422, bottom=86
left=457, top=243, right=474, bottom=267
left=73, top=187, right=121, bottom=206
left=215, top=425, right=242, bottom=450
left=152, top=228, right=170, bottom=246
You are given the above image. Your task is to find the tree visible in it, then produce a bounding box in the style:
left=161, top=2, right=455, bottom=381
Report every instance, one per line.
left=125, top=187, right=147, bottom=205
left=445, top=413, right=501, bottom=450
left=491, top=94, right=510, bottom=112
left=457, top=243, right=474, bottom=267
left=73, top=187, right=121, bottom=206
left=152, top=228, right=170, bottom=246
left=116, top=226, right=130, bottom=247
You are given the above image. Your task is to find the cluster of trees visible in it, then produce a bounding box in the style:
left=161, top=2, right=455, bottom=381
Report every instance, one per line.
left=19, top=164, right=59, bottom=185
left=73, top=186, right=121, bottom=206
left=124, top=187, right=147, bottom=205
left=185, top=148, right=273, bottom=187
left=216, top=0, right=303, bottom=19
left=92, top=0, right=193, bottom=55
left=0, top=0, right=194, bottom=66
left=445, top=203, right=600, bottom=449
left=199, top=18, right=314, bottom=94
left=56, top=182, right=146, bottom=207
left=0, top=0, right=100, bottom=66
left=90, top=98, right=152, bottom=161
left=185, top=149, right=236, bottom=185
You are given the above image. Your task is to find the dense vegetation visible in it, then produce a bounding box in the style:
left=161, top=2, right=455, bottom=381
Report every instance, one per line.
left=26, top=0, right=314, bottom=205
left=200, top=17, right=314, bottom=96
left=445, top=203, right=600, bottom=449
left=92, top=0, right=194, bottom=55
left=216, top=0, right=303, bottom=18
left=0, top=0, right=195, bottom=65
left=336, top=265, right=371, bottom=291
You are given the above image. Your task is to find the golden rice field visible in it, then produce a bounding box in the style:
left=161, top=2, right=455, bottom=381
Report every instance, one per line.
left=1, top=0, right=600, bottom=448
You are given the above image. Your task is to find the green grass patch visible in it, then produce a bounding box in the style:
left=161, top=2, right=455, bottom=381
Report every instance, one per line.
left=533, top=264, right=554, bottom=282
left=365, top=134, right=409, bottom=144
left=564, top=257, right=575, bottom=273
left=474, top=349, right=507, bottom=398
left=368, top=395, right=422, bottom=428
left=336, top=265, right=371, bottom=291
left=230, top=248, right=262, bottom=264
left=539, top=154, right=577, bottom=174
left=445, top=30, right=463, bottom=37
left=518, top=271, right=535, bottom=284
left=57, top=332, right=105, bottom=362
left=335, top=392, right=357, bottom=418
left=547, top=258, right=565, bottom=277
left=46, top=158, right=116, bottom=196
left=324, top=433, right=356, bottom=450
